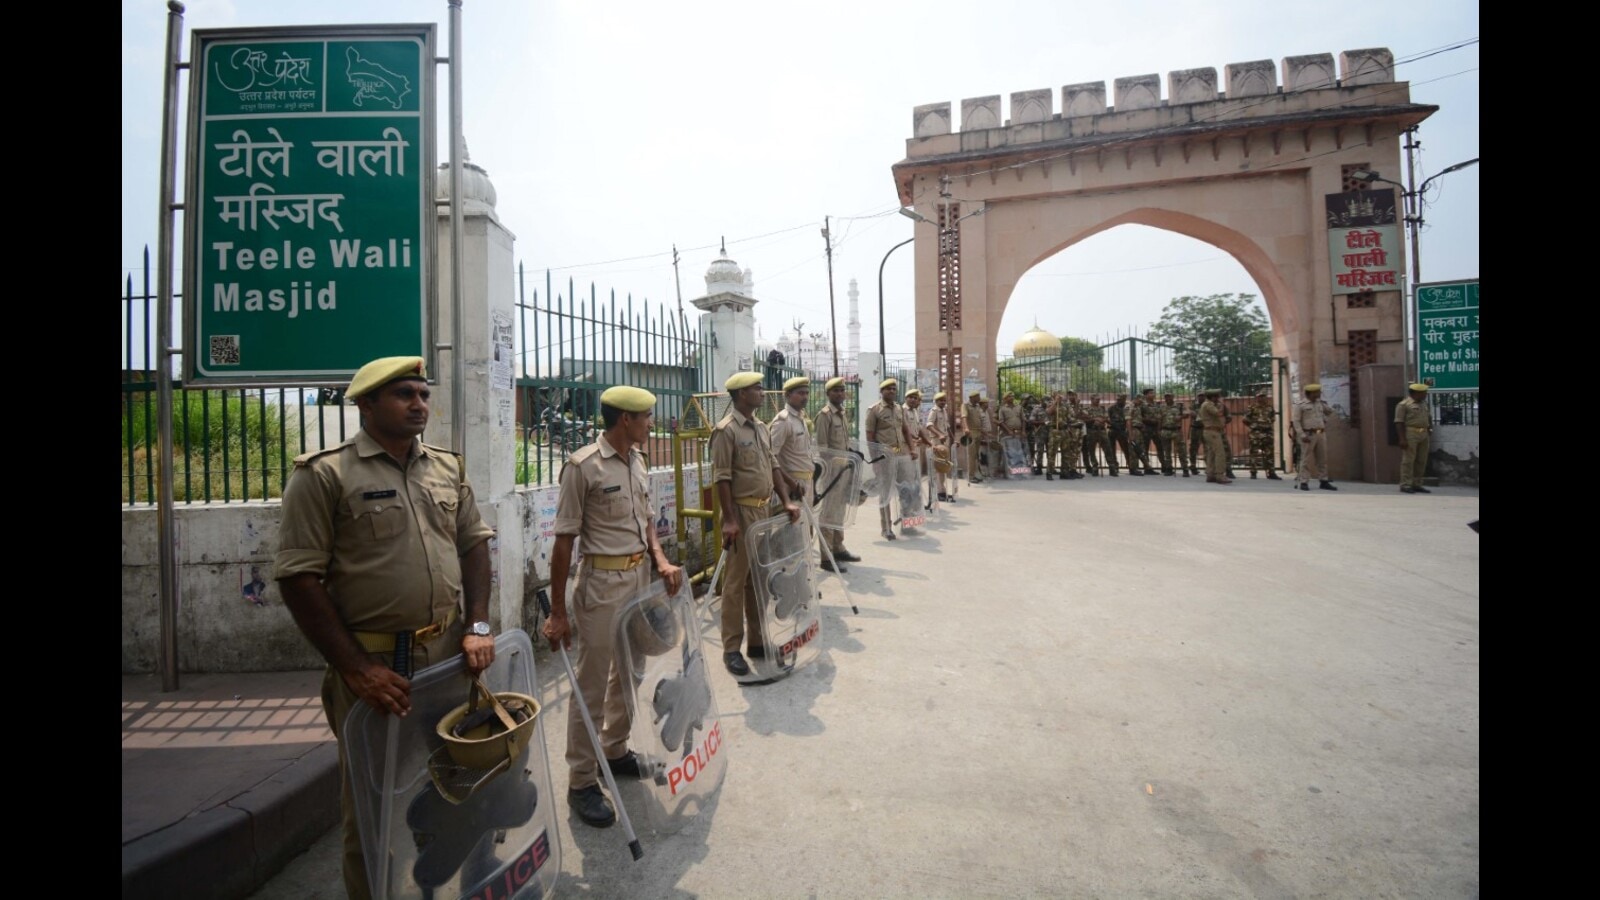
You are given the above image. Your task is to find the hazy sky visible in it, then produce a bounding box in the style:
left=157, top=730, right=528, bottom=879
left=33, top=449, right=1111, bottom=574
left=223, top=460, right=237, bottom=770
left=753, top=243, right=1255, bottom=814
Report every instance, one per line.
left=122, top=0, right=1479, bottom=368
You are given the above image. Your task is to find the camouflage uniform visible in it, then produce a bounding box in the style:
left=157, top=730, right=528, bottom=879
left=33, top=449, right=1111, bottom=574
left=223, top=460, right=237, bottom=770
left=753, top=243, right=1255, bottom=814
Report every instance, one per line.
left=1186, top=400, right=1205, bottom=476
left=1082, top=399, right=1115, bottom=475
left=1160, top=399, right=1191, bottom=477
left=1024, top=398, right=1048, bottom=473
left=1108, top=399, right=1135, bottom=475
left=1123, top=397, right=1153, bottom=475
left=1140, top=392, right=1170, bottom=474
left=1244, top=397, right=1280, bottom=478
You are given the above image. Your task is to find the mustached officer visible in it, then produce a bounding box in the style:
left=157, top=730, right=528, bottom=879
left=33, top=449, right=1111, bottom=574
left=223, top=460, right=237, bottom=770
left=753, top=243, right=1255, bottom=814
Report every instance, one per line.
left=542, top=386, right=684, bottom=828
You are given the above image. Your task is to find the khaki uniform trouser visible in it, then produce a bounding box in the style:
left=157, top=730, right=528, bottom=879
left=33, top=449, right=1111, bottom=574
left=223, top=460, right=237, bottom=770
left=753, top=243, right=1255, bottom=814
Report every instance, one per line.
left=721, top=502, right=771, bottom=654
left=1203, top=429, right=1228, bottom=478
left=1297, top=431, right=1328, bottom=483
left=321, top=622, right=465, bottom=900
left=566, top=561, right=652, bottom=790
left=1401, top=427, right=1431, bottom=488
left=816, top=468, right=853, bottom=553
left=964, top=440, right=980, bottom=481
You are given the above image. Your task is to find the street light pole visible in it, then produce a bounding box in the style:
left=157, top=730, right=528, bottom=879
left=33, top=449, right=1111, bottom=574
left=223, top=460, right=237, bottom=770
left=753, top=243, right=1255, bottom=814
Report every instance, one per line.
left=1352, top=153, right=1479, bottom=381
left=878, top=237, right=916, bottom=366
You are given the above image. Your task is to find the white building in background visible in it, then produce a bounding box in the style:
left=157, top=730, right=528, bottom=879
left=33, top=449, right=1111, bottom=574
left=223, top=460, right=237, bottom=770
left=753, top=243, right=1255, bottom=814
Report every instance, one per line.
left=692, top=243, right=758, bottom=391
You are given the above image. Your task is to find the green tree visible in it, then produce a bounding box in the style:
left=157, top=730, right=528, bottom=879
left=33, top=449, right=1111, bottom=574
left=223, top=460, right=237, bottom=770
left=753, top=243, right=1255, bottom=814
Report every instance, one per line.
left=1145, top=293, right=1272, bottom=393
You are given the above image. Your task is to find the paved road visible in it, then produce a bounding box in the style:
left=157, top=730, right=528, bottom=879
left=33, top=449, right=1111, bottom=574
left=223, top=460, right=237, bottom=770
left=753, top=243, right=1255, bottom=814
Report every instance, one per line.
left=253, top=475, right=1480, bottom=899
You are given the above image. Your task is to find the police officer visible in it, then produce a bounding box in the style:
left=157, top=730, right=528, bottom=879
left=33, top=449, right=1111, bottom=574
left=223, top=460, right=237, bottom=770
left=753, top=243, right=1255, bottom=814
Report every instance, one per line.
left=904, top=388, right=933, bottom=519
left=977, top=395, right=1001, bottom=479
left=1395, top=382, right=1434, bottom=494
left=925, top=390, right=955, bottom=502
left=771, top=375, right=820, bottom=546
left=711, top=371, right=801, bottom=676
left=542, top=386, right=684, bottom=828
left=1185, top=396, right=1205, bottom=477
left=997, top=393, right=1024, bottom=476
left=1198, top=388, right=1233, bottom=484
left=813, top=376, right=862, bottom=561
left=1290, top=383, right=1338, bottom=491
left=277, top=356, right=496, bottom=900
left=867, top=378, right=916, bottom=538
left=1244, top=391, right=1282, bottom=480
left=961, top=390, right=985, bottom=484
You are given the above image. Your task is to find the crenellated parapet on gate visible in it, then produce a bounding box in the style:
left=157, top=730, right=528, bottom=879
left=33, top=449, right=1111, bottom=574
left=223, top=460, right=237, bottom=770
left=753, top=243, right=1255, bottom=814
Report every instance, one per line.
left=901, top=49, right=1405, bottom=182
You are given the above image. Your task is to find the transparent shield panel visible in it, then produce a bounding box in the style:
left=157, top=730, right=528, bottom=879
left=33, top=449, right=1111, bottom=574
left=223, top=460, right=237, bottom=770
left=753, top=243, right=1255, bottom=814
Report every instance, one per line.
left=1003, top=435, right=1032, bottom=478
left=612, top=581, right=728, bottom=833
left=743, top=513, right=823, bottom=679
left=814, top=447, right=865, bottom=530
left=347, top=630, right=560, bottom=900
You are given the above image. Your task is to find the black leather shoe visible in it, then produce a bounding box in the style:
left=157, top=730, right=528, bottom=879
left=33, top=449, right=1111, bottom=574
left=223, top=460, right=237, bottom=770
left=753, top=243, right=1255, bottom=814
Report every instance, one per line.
left=1129, top=470, right=1144, bottom=476
left=1399, top=486, right=1416, bottom=493
left=1045, top=473, right=1055, bottom=481
left=835, top=550, right=861, bottom=562
left=568, top=785, right=616, bottom=828
left=605, top=751, right=643, bottom=779
left=1319, top=480, right=1338, bottom=491
left=1181, top=470, right=1190, bottom=477
left=1266, top=473, right=1282, bottom=480
left=746, top=645, right=767, bottom=659
left=820, top=559, right=847, bottom=573
left=724, top=652, right=750, bottom=676
left=1250, top=471, right=1258, bottom=479
left=1412, top=486, right=1431, bottom=494
left=883, top=529, right=897, bottom=541
left=1298, top=482, right=1310, bottom=491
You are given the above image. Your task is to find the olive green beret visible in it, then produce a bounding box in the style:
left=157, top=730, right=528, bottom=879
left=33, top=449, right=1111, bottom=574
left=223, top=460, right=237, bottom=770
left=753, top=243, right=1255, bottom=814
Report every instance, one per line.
left=1409, top=382, right=1430, bottom=392
left=879, top=378, right=898, bottom=390
left=783, top=376, right=810, bottom=393
left=346, top=356, right=425, bottom=400
left=600, top=385, right=656, bottom=412
left=824, top=377, right=845, bottom=390
left=1304, top=383, right=1322, bottom=393
left=726, top=371, right=762, bottom=391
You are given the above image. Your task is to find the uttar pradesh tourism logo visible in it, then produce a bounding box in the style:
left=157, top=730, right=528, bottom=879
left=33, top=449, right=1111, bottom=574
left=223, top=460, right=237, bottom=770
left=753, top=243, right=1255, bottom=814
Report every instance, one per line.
left=345, top=46, right=411, bottom=109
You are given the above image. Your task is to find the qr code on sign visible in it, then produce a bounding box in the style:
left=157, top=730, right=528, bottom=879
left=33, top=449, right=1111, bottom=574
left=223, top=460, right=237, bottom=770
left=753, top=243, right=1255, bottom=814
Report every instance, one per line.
left=210, top=335, right=241, bottom=366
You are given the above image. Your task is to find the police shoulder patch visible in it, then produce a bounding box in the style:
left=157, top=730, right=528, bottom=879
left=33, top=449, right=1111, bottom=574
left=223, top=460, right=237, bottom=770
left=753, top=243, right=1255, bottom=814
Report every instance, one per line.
left=292, top=439, right=353, bottom=468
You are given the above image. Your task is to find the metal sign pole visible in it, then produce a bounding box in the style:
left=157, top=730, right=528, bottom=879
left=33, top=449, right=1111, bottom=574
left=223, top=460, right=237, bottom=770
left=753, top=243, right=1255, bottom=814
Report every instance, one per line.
left=448, top=0, right=466, bottom=456
left=156, top=0, right=187, bottom=692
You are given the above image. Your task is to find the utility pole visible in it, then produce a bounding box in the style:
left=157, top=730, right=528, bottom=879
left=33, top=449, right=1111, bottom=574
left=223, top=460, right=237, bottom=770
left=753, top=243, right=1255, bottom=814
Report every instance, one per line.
left=939, top=175, right=955, bottom=404
left=822, top=216, right=840, bottom=375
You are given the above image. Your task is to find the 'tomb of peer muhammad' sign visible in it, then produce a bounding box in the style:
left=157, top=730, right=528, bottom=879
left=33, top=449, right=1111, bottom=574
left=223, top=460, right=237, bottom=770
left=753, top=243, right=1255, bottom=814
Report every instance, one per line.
left=183, top=25, right=436, bottom=386
left=1415, top=280, right=1479, bottom=392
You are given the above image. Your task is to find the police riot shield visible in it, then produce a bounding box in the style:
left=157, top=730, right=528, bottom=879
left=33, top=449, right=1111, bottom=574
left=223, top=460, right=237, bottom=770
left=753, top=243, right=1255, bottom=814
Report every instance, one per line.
left=866, top=441, right=925, bottom=530
left=1002, top=435, right=1032, bottom=478
left=346, top=629, right=559, bottom=900
left=814, top=447, right=865, bottom=531
left=611, top=580, right=727, bottom=833
left=742, top=512, right=823, bottom=679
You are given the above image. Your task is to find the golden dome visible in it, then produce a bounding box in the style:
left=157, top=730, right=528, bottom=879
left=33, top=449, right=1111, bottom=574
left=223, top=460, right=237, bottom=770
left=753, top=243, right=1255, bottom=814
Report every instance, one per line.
left=1013, top=323, right=1060, bottom=359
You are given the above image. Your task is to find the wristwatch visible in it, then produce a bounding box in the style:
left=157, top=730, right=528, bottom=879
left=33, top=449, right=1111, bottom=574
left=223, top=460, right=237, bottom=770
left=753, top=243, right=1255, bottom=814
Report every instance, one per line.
left=467, top=621, right=493, bottom=637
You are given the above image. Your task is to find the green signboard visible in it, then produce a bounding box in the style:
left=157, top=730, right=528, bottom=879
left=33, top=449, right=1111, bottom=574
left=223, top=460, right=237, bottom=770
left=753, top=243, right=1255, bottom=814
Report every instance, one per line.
left=1415, top=279, right=1479, bottom=391
left=184, top=26, right=435, bottom=385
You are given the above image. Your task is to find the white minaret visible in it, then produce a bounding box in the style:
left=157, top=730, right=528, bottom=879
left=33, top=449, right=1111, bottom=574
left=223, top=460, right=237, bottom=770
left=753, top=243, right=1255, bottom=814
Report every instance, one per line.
left=692, top=240, right=759, bottom=390
left=847, top=278, right=861, bottom=376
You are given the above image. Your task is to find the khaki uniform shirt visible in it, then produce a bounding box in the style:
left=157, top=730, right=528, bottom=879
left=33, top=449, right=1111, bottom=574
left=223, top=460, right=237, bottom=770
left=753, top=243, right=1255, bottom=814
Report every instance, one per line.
left=711, top=407, right=776, bottom=501
left=275, top=430, right=495, bottom=633
left=814, top=401, right=850, bottom=452
left=904, top=405, right=927, bottom=448
left=1395, top=397, right=1432, bottom=431
left=867, top=400, right=910, bottom=455
left=925, top=405, right=951, bottom=442
left=997, top=404, right=1024, bottom=436
left=1199, top=400, right=1226, bottom=430
left=553, top=433, right=651, bottom=555
left=1294, top=399, right=1333, bottom=432
left=770, top=405, right=814, bottom=477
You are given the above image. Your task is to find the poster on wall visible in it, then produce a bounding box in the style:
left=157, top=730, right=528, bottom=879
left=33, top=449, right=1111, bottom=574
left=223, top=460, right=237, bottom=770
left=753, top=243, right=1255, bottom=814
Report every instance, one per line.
left=1325, top=189, right=1403, bottom=296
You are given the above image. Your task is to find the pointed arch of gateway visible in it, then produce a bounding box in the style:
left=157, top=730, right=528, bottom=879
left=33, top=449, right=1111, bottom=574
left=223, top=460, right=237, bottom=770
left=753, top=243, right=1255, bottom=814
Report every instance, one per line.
left=892, top=49, right=1436, bottom=479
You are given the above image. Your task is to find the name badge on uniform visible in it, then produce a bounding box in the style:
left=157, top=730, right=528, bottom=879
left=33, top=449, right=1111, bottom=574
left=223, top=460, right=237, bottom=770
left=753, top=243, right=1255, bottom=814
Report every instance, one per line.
left=603, top=485, right=622, bottom=494
left=739, top=439, right=753, bottom=448
left=362, top=489, right=398, bottom=499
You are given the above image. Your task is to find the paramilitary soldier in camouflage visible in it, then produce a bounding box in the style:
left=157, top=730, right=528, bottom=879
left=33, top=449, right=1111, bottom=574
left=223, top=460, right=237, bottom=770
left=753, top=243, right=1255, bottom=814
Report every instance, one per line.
left=1244, top=391, right=1282, bottom=480
left=1081, top=395, right=1115, bottom=476
left=1160, top=393, right=1192, bottom=478
left=1023, top=394, right=1047, bottom=474
left=1045, top=391, right=1082, bottom=481
left=1139, top=388, right=1171, bottom=475
left=1119, top=393, right=1151, bottom=476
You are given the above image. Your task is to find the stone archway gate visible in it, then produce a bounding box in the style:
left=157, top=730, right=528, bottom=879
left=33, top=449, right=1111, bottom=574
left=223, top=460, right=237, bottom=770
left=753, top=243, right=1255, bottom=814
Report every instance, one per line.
left=891, top=49, right=1435, bottom=480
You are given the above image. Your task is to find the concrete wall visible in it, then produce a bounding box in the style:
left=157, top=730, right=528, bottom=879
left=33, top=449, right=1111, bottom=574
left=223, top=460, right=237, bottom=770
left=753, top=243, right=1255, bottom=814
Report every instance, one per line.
left=121, top=468, right=701, bottom=673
